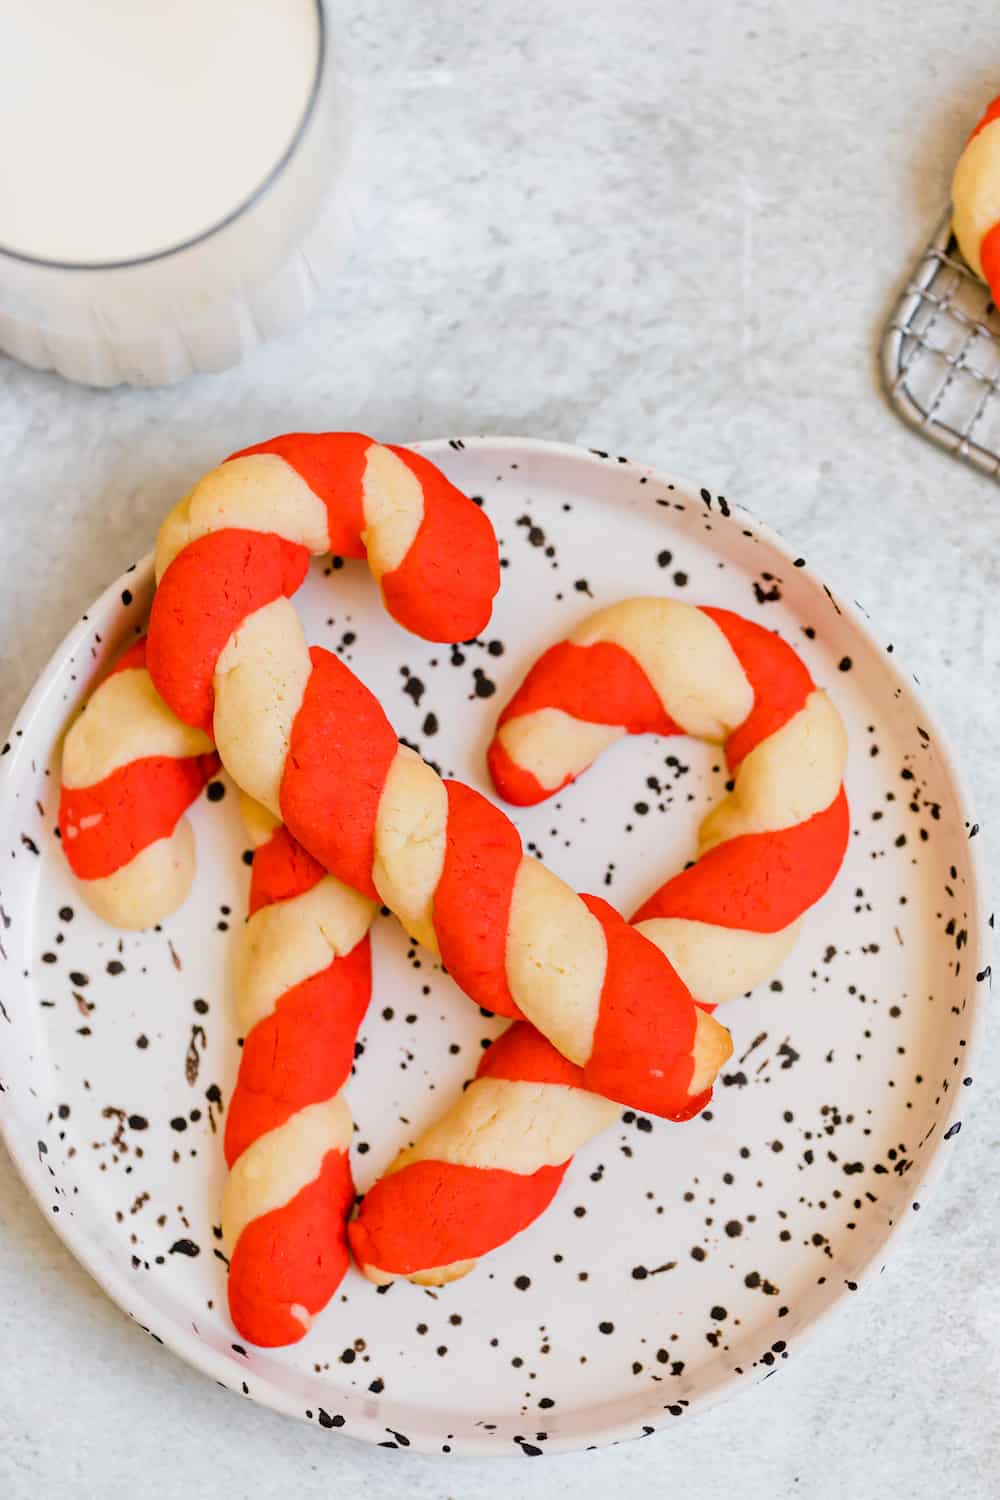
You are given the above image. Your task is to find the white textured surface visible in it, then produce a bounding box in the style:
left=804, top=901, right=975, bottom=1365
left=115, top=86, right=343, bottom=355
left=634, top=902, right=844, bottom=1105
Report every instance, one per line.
left=0, top=2, right=997, bottom=1496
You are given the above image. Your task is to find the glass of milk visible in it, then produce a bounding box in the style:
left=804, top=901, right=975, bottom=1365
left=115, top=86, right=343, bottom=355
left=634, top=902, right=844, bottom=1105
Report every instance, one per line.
left=0, top=0, right=355, bottom=387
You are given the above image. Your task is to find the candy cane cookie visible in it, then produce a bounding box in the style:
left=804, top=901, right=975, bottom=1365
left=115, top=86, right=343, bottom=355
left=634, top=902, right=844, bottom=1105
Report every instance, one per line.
left=221, top=796, right=375, bottom=1346
left=349, top=1020, right=622, bottom=1287
left=952, top=95, right=1000, bottom=307
left=147, top=430, right=501, bottom=744
left=144, top=448, right=732, bottom=1119
left=487, top=599, right=849, bottom=1008
left=144, top=429, right=498, bottom=863
left=58, top=637, right=218, bottom=928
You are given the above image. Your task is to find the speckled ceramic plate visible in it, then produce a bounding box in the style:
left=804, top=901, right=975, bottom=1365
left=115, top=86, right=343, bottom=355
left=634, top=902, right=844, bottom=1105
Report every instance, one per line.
left=0, top=438, right=988, bottom=1457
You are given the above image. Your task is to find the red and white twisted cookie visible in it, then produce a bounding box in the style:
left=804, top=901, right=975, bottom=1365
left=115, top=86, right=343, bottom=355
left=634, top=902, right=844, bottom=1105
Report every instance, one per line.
left=488, top=599, right=850, bottom=1007
left=953, top=95, right=1000, bottom=307
left=222, top=796, right=374, bottom=1347
left=58, top=637, right=218, bottom=928
left=352, top=599, right=846, bottom=1288
left=147, top=430, right=500, bottom=761
left=144, top=442, right=732, bottom=1118
left=143, top=429, right=496, bottom=861
left=349, top=1020, right=620, bottom=1287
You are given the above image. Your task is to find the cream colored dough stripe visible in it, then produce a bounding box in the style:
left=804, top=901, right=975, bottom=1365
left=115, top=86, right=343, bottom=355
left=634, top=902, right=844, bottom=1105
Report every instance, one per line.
left=82, top=823, right=198, bottom=932
left=699, top=690, right=847, bottom=850
left=635, top=916, right=801, bottom=1007
left=497, top=708, right=626, bottom=792
left=221, top=1094, right=353, bottom=1251
left=690, top=1009, right=734, bottom=1094
left=154, top=453, right=331, bottom=581
left=371, top=747, right=622, bottom=1069
left=390, top=1077, right=619, bottom=1178
left=61, top=668, right=213, bottom=788
left=360, top=1256, right=478, bottom=1289
left=361, top=443, right=426, bottom=580
left=238, top=792, right=281, bottom=850
left=952, top=117, right=1000, bottom=280
left=504, top=858, right=608, bottom=1065
left=235, top=875, right=375, bottom=1034
left=570, top=599, right=753, bottom=741
left=213, top=598, right=313, bottom=819
left=372, top=747, right=447, bottom=953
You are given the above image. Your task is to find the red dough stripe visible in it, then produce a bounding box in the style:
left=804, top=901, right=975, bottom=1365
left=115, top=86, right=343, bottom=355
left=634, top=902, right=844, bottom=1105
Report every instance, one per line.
left=227, top=1150, right=354, bottom=1349
left=476, top=1020, right=586, bottom=1088
left=701, top=607, right=815, bottom=766
left=485, top=737, right=549, bottom=807
left=981, top=221, right=1000, bottom=306
left=432, top=781, right=525, bottom=1020
left=229, top=432, right=370, bottom=560
left=580, top=895, right=701, bottom=1119
left=379, top=447, right=501, bottom=642
left=224, top=939, right=371, bottom=1166
left=633, top=787, right=850, bottom=934
left=968, top=94, right=1000, bottom=143
left=247, top=823, right=326, bottom=914
left=348, top=1157, right=568, bottom=1278
left=59, top=753, right=218, bottom=880
left=280, top=647, right=399, bottom=902
left=148, top=529, right=310, bottom=733
left=496, top=640, right=677, bottom=733
left=107, top=638, right=150, bottom=677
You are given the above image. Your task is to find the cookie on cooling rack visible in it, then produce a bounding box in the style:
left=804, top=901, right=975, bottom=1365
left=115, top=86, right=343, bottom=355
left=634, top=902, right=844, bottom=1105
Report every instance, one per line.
left=952, top=95, right=1000, bottom=302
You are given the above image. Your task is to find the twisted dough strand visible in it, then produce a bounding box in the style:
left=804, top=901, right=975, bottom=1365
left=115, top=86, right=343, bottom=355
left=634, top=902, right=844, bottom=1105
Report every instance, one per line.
left=349, top=1021, right=620, bottom=1287
left=488, top=599, right=850, bottom=1007
left=58, top=637, right=218, bottom=928
left=222, top=798, right=375, bottom=1346
left=354, top=599, right=850, bottom=1287
left=349, top=888, right=730, bottom=1287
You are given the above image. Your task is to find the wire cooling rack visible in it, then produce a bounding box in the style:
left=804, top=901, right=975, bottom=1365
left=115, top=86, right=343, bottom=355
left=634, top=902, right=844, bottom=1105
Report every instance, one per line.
left=881, top=209, right=1000, bottom=479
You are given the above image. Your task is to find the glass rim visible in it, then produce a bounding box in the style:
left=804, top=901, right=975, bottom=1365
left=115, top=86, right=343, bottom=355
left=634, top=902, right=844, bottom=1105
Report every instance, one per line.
left=0, top=0, right=327, bottom=274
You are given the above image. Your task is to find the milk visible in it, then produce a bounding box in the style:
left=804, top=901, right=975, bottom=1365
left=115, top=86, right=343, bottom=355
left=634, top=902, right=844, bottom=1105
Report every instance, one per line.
left=0, top=0, right=351, bottom=385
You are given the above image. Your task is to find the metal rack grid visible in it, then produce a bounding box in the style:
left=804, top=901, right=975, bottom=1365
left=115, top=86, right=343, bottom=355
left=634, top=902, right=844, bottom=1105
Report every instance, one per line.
left=881, top=209, right=1000, bottom=480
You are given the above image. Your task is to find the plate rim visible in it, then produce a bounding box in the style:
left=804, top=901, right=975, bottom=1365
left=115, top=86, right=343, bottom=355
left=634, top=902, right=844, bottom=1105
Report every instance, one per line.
left=0, top=433, right=989, bottom=1456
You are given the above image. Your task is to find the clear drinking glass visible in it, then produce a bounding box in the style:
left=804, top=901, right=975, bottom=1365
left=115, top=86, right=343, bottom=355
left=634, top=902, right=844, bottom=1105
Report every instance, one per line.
left=0, top=0, right=356, bottom=387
